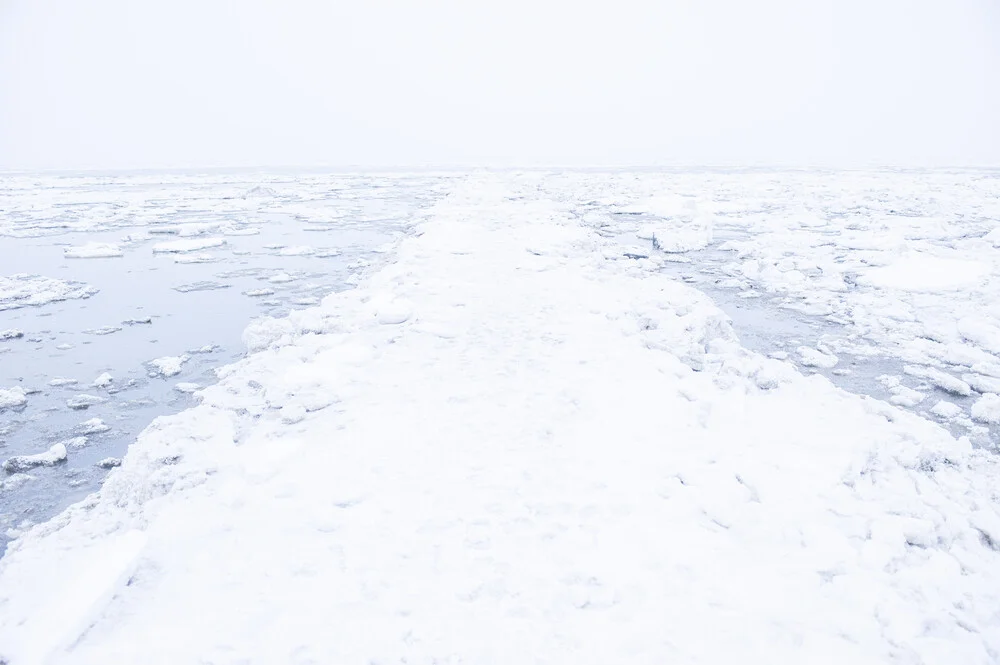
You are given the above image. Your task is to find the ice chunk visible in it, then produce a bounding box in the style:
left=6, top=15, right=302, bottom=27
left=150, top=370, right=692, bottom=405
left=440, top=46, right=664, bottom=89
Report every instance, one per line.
left=0, top=274, right=98, bottom=311
left=903, top=365, right=972, bottom=396
left=174, top=253, right=217, bottom=264
left=962, top=373, right=1000, bottom=395
left=3, top=443, right=67, bottom=473
left=149, top=355, right=190, bottom=377
left=244, top=288, right=275, bottom=297
left=889, top=386, right=925, bottom=407
left=61, top=436, right=89, bottom=450
left=152, top=237, right=226, bottom=254
left=75, top=418, right=111, bottom=435
left=277, top=246, right=315, bottom=256
left=930, top=400, right=963, bottom=419
left=93, top=373, right=114, bottom=389
left=49, top=377, right=78, bottom=387
left=96, top=457, right=122, bottom=469
left=66, top=394, right=106, bottom=410
left=970, top=393, right=1000, bottom=424
left=0, top=329, right=24, bottom=340
left=64, top=243, right=124, bottom=259
left=797, top=346, right=838, bottom=369
left=268, top=272, right=295, bottom=284
left=244, top=185, right=277, bottom=198
left=174, top=382, right=201, bottom=394
left=0, top=386, right=28, bottom=410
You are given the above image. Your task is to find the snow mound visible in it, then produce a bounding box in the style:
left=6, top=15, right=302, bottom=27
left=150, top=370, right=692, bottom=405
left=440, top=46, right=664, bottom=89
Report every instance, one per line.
left=0, top=274, right=98, bottom=311
left=64, top=243, right=123, bottom=259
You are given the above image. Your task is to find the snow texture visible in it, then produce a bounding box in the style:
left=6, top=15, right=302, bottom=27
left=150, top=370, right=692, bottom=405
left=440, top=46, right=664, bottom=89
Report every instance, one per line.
left=0, top=175, right=998, bottom=665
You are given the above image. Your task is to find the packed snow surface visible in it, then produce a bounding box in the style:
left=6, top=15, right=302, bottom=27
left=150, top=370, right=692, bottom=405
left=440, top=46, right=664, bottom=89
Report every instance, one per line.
left=1, top=174, right=998, bottom=664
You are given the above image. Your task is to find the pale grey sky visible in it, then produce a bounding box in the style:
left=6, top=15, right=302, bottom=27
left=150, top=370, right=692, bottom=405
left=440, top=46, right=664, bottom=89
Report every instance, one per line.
left=1, top=0, right=998, bottom=170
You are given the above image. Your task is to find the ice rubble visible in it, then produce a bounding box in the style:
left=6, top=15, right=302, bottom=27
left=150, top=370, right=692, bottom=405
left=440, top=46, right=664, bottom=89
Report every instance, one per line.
left=0, top=386, right=28, bottom=410
left=0, top=175, right=998, bottom=664
left=2, top=443, right=68, bottom=474
left=0, top=274, right=97, bottom=311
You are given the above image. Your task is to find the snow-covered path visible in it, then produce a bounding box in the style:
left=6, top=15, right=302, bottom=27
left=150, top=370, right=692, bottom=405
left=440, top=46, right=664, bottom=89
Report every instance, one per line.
left=2, top=175, right=999, bottom=664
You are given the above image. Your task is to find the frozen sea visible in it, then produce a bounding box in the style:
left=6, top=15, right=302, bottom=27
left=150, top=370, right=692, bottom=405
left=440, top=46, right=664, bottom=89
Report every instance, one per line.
left=2, top=169, right=1000, bottom=556
left=0, top=171, right=454, bottom=551
left=2, top=170, right=1000, bottom=663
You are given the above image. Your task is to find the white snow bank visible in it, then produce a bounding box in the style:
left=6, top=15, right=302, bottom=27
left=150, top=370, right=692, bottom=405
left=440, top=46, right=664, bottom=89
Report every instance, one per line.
left=0, top=386, right=27, bottom=410
left=152, top=237, right=226, bottom=254
left=3, top=443, right=67, bottom=473
left=64, top=243, right=123, bottom=259
left=860, top=254, right=990, bottom=292
left=0, top=176, right=998, bottom=665
left=0, top=274, right=98, bottom=311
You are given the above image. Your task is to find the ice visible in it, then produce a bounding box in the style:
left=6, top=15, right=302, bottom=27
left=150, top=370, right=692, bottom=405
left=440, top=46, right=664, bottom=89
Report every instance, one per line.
left=66, top=394, right=106, bottom=410
left=243, top=288, right=275, bottom=297
left=1, top=174, right=999, bottom=665
left=797, top=346, right=838, bottom=368
left=48, top=378, right=78, bottom=387
left=60, top=437, right=89, bottom=450
left=0, top=274, right=98, bottom=311
left=148, top=355, right=189, bottom=377
left=173, top=382, right=200, bottom=394
left=75, top=418, right=111, bottom=435
left=267, top=272, right=295, bottom=284
left=2, top=443, right=67, bottom=473
left=173, top=253, right=217, bottom=264
left=96, top=458, right=122, bottom=469
left=971, top=394, right=1000, bottom=424
left=903, top=365, right=973, bottom=396
left=63, top=243, right=124, bottom=259
left=860, top=253, right=990, bottom=292
left=0, top=386, right=28, bottom=410
left=92, top=373, right=114, bottom=389
left=277, top=245, right=315, bottom=256
left=151, top=237, right=226, bottom=254
left=0, top=329, right=24, bottom=340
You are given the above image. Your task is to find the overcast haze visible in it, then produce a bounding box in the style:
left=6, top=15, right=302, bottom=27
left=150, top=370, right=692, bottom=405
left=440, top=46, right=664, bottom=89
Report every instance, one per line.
left=1, top=0, right=998, bottom=170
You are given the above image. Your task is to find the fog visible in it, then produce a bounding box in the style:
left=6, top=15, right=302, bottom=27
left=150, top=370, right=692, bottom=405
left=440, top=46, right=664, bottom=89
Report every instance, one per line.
left=1, top=0, right=998, bottom=170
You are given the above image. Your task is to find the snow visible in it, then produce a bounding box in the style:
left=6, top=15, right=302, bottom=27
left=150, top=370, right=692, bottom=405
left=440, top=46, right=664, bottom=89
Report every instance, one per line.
left=151, top=237, right=226, bottom=254
left=2, top=443, right=68, bottom=474
left=0, top=386, right=28, bottom=410
left=0, top=175, right=998, bottom=664
left=96, top=458, right=122, bottom=469
left=173, top=382, right=200, bottom=394
left=861, top=254, right=990, bottom=292
left=0, top=274, right=98, bottom=311
left=903, top=365, right=973, bottom=396
left=148, top=355, right=189, bottom=377
left=0, top=329, right=24, bottom=341
left=970, top=394, right=1000, bottom=424
left=48, top=377, right=78, bottom=387
left=63, top=243, right=124, bottom=259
